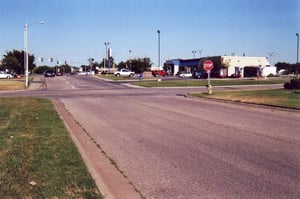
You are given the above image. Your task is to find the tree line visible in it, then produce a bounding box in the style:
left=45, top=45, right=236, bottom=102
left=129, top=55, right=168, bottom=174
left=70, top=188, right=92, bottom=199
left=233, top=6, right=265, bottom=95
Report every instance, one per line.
left=0, top=49, right=153, bottom=74
left=1, top=49, right=299, bottom=75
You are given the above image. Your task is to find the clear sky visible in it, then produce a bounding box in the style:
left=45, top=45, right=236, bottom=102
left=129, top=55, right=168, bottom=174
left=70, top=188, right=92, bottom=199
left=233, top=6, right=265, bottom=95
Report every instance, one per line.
left=0, top=0, right=299, bottom=67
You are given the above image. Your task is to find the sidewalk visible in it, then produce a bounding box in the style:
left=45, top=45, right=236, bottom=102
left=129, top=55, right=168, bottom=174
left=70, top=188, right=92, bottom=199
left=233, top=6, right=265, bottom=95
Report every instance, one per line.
left=28, top=75, right=46, bottom=90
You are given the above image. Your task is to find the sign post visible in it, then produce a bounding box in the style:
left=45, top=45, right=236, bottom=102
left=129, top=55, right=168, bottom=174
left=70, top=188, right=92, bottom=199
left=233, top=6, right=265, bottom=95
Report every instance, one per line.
left=203, top=60, right=214, bottom=94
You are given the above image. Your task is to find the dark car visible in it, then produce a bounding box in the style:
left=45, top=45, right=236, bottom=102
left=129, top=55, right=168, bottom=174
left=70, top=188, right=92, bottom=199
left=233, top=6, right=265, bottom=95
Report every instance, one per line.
left=193, top=70, right=207, bottom=79
left=44, top=70, right=55, bottom=77
left=152, top=70, right=168, bottom=77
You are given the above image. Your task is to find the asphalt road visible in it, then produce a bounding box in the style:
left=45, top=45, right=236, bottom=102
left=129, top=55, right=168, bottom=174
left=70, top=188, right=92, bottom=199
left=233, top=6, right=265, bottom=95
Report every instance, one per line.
left=1, top=75, right=299, bottom=199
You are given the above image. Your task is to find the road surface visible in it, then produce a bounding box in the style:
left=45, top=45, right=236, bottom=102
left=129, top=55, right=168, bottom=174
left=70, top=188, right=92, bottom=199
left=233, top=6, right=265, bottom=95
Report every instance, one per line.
left=1, top=75, right=299, bottom=199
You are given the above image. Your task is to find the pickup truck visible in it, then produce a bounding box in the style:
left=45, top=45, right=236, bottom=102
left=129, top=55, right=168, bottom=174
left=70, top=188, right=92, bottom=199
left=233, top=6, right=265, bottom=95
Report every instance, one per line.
left=114, top=69, right=134, bottom=77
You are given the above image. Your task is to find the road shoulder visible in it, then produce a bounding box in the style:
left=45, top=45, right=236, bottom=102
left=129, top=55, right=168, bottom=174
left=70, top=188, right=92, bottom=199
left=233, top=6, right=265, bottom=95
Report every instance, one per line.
left=52, top=99, right=142, bottom=199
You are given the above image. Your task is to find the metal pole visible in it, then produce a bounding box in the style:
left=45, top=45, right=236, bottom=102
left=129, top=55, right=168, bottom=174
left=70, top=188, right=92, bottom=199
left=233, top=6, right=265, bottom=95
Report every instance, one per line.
left=24, top=21, right=43, bottom=88
left=24, top=24, right=29, bottom=88
left=129, top=50, right=132, bottom=68
left=192, top=50, right=196, bottom=58
left=104, top=42, right=109, bottom=71
left=158, top=30, right=160, bottom=69
left=296, top=33, right=299, bottom=74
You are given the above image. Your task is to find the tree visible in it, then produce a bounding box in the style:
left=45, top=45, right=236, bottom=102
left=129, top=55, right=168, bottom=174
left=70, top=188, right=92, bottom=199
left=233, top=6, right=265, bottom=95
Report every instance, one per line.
left=275, top=62, right=298, bottom=74
left=1, top=49, right=36, bottom=74
left=118, top=57, right=152, bottom=73
left=116, top=61, right=127, bottom=69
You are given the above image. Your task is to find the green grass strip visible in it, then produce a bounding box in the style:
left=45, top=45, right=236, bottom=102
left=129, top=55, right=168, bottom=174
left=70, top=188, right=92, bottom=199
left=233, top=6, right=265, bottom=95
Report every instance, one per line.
left=190, top=89, right=300, bottom=109
left=132, top=78, right=290, bottom=87
left=0, top=97, right=103, bottom=198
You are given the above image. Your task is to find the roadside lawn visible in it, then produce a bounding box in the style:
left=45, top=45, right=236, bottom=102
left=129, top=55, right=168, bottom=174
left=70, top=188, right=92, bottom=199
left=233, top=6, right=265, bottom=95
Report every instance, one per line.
left=189, top=89, right=300, bottom=109
left=131, top=78, right=290, bottom=87
left=0, top=79, right=25, bottom=90
left=0, top=98, right=103, bottom=198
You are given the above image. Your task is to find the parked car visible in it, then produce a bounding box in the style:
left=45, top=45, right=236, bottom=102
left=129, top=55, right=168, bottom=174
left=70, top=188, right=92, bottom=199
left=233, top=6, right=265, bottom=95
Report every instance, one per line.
left=0, top=71, right=13, bottom=79
left=56, top=72, right=63, bottom=76
left=44, top=70, right=55, bottom=77
left=193, top=70, right=207, bottom=79
left=178, top=71, right=192, bottom=78
left=152, top=70, right=168, bottom=77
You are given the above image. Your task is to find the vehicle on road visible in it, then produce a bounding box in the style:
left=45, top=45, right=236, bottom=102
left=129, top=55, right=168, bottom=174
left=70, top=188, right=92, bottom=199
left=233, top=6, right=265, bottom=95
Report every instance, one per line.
left=152, top=70, right=168, bottom=77
left=193, top=70, right=207, bottom=79
left=0, top=71, right=13, bottom=79
left=114, top=68, right=134, bottom=77
left=178, top=71, right=192, bottom=78
left=56, top=72, right=63, bottom=76
left=44, top=70, right=55, bottom=77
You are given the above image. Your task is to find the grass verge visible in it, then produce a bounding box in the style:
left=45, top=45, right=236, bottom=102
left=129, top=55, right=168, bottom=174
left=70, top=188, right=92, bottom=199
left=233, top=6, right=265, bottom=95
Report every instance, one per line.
left=96, top=74, right=137, bottom=81
left=189, top=89, right=300, bottom=109
left=0, top=79, right=25, bottom=90
left=0, top=97, right=103, bottom=198
left=132, top=78, right=290, bottom=87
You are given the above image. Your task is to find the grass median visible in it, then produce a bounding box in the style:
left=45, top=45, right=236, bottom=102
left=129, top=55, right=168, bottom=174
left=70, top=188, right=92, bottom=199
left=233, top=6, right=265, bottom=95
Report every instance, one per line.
left=0, top=97, right=103, bottom=198
left=131, top=78, right=290, bottom=87
left=189, top=89, right=300, bottom=109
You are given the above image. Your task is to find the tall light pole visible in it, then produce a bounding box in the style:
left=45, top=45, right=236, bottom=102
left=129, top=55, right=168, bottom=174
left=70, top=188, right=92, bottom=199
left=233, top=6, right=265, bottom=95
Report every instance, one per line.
left=104, top=42, right=109, bottom=71
left=268, top=51, right=276, bottom=66
left=198, top=49, right=203, bottom=57
left=24, top=21, right=44, bottom=88
left=129, top=50, right=132, bottom=68
left=296, top=33, right=299, bottom=74
left=157, top=29, right=160, bottom=70
left=192, top=50, right=196, bottom=58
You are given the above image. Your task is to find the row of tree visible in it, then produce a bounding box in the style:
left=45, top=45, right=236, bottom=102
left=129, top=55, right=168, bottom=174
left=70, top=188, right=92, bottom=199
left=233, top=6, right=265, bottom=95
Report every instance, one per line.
left=79, top=57, right=152, bottom=73
left=1, top=49, right=299, bottom=75
left=275, top=62, right=300, bottom=74
left=0, top=49, right=153, bottom=74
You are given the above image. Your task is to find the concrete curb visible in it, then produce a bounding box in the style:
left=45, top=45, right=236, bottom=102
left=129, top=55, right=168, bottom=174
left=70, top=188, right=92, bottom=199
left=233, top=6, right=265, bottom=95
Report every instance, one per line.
left=52, top=99, right=142, bottom=199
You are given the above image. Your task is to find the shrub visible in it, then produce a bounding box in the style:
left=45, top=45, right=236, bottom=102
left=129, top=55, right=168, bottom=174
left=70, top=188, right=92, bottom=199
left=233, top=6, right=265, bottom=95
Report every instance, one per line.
left=284, top=78, right=300, bottom=89
left=284, top=82, right=292, bottom=89
left=290, top=79, right=300, bottom=89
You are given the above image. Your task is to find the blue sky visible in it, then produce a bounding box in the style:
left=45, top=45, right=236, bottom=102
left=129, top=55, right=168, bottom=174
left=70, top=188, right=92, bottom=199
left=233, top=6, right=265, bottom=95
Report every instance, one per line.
left=0, top=0, right=299, bottom=66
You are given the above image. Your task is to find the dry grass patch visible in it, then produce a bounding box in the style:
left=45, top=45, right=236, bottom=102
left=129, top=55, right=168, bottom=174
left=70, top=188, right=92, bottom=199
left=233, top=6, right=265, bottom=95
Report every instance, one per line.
left=0, top=79, right=25, bottom=90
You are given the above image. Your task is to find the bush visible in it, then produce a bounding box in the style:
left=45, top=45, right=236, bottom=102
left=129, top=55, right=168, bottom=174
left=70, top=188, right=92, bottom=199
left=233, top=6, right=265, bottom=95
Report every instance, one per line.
left=284, top=82, right=292, bottom=89
left=284, top=78, right=300, bottom=89
left=290, top=79, right=300, bottom=89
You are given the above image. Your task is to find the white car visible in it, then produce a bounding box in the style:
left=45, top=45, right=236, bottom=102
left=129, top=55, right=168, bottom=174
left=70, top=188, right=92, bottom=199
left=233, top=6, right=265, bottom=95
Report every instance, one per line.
left=178, top=71, right=192, bottom=78
left=0, top=71, right=13, bottom=79
left=114, top=68, right=134, bottom=77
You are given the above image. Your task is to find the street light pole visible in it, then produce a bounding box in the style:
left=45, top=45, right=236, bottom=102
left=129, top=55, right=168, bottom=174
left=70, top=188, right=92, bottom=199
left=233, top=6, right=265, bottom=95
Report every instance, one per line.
left=192, top=50, right=196, bottom=58
left=268, top=51, right=276, bottom=66
left=296, top=33, right=299, bottom=74
left=24, top=21, right=44, bottom=88
left=24, top=24, right=29, bottom=88
left=129, top=50, right=132, bottom=68
left=104, top=42, right=109, bottom=71
left=157, top=30, right=160, bottom=70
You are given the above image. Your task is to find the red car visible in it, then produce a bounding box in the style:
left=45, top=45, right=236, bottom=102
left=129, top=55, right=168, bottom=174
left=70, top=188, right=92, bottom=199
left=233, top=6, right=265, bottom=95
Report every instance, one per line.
left=56, top=72, right=63, bottom=76
left=152, top=70, right=168, bottom=77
